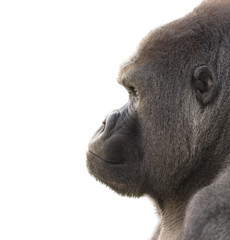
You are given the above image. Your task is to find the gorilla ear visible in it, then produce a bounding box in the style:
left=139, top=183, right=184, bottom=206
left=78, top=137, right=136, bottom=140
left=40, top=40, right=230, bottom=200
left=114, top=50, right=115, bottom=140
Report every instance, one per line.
left=192, top=66, right=219, bottom=106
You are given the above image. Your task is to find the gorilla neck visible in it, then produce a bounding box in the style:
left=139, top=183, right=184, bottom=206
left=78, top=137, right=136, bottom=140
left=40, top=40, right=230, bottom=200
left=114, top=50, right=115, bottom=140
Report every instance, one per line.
left=150, top=152, right=229, bottom=240
left=162, top=200, right=187, bottom=239
left=152, top=197, right=188, bottom=240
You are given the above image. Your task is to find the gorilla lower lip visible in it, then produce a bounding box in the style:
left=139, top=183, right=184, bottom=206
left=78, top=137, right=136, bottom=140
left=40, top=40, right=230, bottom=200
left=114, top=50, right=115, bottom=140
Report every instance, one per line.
left=87, top=150, right=122, bottom=165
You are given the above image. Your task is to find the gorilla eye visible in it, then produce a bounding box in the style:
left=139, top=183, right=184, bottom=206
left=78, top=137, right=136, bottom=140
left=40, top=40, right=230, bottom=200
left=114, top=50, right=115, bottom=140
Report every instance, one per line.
left=128, top=86, right=140, bottom=99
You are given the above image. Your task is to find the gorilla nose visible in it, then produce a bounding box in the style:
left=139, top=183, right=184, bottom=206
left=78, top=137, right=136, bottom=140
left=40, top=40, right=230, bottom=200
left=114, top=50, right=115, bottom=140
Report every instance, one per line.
left=104, top=111, right=119, bottom=130
left=90, top=110, right=120, bottom=141
left=88, top=110, right=124, bottom=164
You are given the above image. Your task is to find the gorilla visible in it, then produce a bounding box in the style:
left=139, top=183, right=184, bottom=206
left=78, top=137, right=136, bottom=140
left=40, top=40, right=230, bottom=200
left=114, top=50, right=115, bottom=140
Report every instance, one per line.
left=87, top=0, right=230, bottom=239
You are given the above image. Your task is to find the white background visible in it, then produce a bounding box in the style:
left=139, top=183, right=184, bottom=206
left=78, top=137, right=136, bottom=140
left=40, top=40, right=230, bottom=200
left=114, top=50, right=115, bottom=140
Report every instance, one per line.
left=0, top=0, right=202, bottom=239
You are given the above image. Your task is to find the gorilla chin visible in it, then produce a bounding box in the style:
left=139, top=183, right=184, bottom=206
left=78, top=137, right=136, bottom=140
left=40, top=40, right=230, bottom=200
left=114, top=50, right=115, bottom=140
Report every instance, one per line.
left=87, top=150, right=143, bottom=197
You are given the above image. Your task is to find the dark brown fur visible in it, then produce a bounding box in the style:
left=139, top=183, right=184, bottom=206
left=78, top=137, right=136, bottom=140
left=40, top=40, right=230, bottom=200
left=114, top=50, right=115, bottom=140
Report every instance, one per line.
left=87, top=1, right=230, bottom=239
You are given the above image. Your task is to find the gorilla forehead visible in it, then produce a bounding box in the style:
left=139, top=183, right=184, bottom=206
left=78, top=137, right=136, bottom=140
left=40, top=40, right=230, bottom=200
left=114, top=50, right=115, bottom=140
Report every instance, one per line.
left=119, top=0, right=230, bottom=98
left=122, top=0, right=230, bottom=73
left=120, top=25, right=201, bottom=87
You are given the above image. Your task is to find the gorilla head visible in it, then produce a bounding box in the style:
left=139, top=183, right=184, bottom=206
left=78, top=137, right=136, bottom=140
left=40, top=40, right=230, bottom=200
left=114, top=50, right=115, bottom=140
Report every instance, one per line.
left=87, top=0, right=230, bottom=239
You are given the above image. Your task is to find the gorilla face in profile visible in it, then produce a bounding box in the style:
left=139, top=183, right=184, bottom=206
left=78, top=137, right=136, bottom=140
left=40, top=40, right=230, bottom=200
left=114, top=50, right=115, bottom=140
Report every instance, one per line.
left=87, top=0, right=230, bottom=239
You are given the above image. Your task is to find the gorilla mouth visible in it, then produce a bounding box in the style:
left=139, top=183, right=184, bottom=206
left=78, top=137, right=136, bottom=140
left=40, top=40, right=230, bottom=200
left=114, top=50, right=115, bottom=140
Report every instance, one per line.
left=87, top=150, right=123, bottom=165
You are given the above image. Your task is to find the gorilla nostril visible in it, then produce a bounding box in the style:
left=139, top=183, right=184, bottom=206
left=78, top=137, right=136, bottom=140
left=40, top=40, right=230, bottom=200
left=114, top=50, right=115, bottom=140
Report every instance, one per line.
left=102, top=111, right=119, bottom=128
